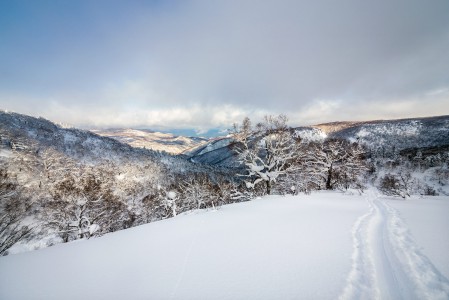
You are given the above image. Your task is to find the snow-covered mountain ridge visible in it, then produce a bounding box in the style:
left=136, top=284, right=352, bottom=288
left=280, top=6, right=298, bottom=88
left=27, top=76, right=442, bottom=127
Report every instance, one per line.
left=2, top=111, right=447, bottom=169
left=0, top=110, right=234, bottom=255
left=186, top=115, right=449, bottom=167
left=320, top=115, right=449, bottom=151
left=0, top=110, right=154, bottom=164
left=0, top=110, right=217, bottom=177
left=92, top=128, right=208, bottom=154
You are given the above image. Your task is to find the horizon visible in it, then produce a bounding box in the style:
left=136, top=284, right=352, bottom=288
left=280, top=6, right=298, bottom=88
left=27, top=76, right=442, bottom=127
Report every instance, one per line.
left=1, top=1, right=448, bottom=132
left=2, top=108, right=448, bottom=138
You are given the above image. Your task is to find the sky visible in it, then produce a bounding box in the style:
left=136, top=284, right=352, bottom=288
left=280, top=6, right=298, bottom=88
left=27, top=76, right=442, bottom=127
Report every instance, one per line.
left=1, top=0, right=449, bottom=133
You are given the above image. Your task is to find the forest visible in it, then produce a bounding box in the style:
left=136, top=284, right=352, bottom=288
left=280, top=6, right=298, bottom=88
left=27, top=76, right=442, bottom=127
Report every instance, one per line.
left=1, top=112, right=448, bottom=255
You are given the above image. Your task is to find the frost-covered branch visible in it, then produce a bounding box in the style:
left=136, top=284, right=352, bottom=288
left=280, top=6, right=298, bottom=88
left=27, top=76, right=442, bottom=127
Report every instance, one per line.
left=233, top=115, right=302, bottom=194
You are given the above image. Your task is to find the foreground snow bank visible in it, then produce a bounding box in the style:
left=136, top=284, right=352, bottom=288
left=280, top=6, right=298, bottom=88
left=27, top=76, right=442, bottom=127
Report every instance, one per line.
left=0, top=193, right=366, bottom=300
left=1, top=192, right=448, bottom=300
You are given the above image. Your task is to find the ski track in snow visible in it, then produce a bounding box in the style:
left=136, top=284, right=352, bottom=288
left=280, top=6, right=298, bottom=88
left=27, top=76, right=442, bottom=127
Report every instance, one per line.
left=340, top=191, right=449, bottom=300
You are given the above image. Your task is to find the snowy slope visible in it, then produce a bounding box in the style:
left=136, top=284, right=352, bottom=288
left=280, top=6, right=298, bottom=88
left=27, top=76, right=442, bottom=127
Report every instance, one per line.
left=0, top=110, right=214, bottom=175
left=92, top=128, right=207, bottom=154
left=0, top=110, right=154, bottom=164
left=1, top=191, right=448, bottom=300
left=183, top=137, right=238, bottom=167
left=321, top=115, right=449, bottom=151
left=185, top=115, right=449, bottom=168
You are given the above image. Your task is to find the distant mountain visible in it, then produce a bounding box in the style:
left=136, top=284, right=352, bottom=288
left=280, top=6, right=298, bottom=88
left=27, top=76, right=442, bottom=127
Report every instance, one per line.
left=186, top=115, right=449, bottom=167
left=0, top=111, right=234, bottom=256
left=319, top=115, right=449, bottom=151
left=92, top=128, right=208, bottom=154
left=183, top=126, right=328, bottom=168
left=184, top=137, right=237, bottom=167
left=0, top=111, right=212, bottom=177
left=2, top=110, right=447, bottom=169
left=0, top=111, right=155, bottom=164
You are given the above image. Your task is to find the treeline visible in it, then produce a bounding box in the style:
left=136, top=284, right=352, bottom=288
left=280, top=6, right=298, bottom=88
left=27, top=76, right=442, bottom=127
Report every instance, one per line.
left=0, top=146, right=243, bottom=255
left=232, top=115, right=368, bottom=196
left=370, top=145, right=449, bottom=198
left=1, top=114, right=448, bottom=255
left=0, top=115, right=371, bottom=255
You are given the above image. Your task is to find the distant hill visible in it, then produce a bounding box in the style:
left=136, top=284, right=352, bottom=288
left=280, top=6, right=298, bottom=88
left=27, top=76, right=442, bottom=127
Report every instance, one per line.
left=0, top=111, right=213, bottom=177
left=2, top=110, right=447, bottom=169
left=186, top=115, right=449, bottom=167
left=322, top=115, right=449, bottom=151
left=0, top=110, right=157, bottom=164
left=92, top=128, right=208, bottom=154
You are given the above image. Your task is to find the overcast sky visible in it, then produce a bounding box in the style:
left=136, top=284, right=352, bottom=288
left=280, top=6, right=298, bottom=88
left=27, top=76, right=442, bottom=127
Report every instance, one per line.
left=1, top=0, right=448, bottom=132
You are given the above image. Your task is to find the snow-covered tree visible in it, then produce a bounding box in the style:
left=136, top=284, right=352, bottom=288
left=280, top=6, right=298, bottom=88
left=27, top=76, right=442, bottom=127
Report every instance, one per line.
left=0, top=168, right=33, bottom=255
left=304, top=139, right=367, bottom=190
left=233, top=115, right=302, bottom=194
left=44, top=171, right=131, bottom=242
left=163, top=189, right=179, bottom=217
left=179, top=175, right=223, bottom=210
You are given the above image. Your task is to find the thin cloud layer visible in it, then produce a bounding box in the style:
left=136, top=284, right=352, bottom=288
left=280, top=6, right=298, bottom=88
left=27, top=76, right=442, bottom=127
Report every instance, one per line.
left=1, top=0, right=448, bottom=130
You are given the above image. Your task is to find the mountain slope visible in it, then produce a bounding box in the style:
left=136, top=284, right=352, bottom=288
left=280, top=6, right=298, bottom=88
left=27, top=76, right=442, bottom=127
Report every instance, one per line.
left=92, top=128, right=208, bottom=154
left=322, top=115, right=449, bottom=151
left=0, top=110, right=210, bottom=173
left=0, top=110, right=236, bottom=255
left=186, top=115, right=449, bottom=167
left=0, top=111, right=154, bottom=164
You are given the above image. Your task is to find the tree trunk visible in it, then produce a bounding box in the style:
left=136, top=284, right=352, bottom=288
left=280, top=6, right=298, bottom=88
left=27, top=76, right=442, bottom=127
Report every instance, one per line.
left=266, top=180, right=271, bottom=195
left=326, top=167, right=333, bottom=190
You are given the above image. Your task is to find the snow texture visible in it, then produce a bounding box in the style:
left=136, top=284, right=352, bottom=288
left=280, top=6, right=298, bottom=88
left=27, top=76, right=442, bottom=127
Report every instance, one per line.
left=339, top=191, right=449, bottom=300
left=1, top=191, right=448, bottom=300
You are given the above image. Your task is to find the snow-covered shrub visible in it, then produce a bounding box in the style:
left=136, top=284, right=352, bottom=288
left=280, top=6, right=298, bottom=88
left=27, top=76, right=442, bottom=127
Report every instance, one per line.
left=230, top=181, right=265, bottom=201
left=422, top=185, right=438, bottom=196
left=434, top=167, right=449, bottom=185
left=378, top=171, right=413, bottom=198
left=43, top=172, right=132, bottom=242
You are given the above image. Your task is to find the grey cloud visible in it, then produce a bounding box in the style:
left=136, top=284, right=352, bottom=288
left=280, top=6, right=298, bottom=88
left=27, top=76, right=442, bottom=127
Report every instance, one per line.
left=1, top=0, right=448, bottom=129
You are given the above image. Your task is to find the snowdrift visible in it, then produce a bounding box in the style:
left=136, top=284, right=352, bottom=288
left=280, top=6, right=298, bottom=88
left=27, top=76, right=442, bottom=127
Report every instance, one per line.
left=1, top=192, right=449, bottom=300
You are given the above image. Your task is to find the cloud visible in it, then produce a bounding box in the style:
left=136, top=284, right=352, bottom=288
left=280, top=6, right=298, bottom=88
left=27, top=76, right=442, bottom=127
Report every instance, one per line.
left=0, top=0, right=448, bottom=129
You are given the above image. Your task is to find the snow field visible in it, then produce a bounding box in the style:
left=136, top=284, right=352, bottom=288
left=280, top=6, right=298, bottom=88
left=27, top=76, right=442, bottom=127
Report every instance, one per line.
left=340, top=191, right=449, bottom=300
left=1, top=191, right=448, bottom=300
left=386, top=196, right=449, bottom=279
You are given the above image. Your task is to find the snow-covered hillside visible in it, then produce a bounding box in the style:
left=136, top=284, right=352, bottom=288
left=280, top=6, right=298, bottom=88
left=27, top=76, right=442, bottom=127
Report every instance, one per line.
left=183, top=137, right=238, bottom=167
left=1, top=191, right=448, bottom=300
left=185, top=115, right=449, bottom=168
left=321, top=115, right=449, bottom=151
left=0, top=110, right=216, bottom=176
left=0, top=110, right=155, bottom=164
left=92, top=128, right=207, bottom=154
left=0, top=111, right=234, bottom=253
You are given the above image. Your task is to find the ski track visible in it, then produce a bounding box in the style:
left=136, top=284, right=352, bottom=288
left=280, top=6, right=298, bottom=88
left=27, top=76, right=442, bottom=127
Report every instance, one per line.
left=340, top=191, right=449, bottom=300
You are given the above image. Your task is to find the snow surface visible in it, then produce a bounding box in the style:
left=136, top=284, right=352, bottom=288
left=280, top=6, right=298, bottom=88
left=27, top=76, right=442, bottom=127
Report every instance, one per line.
left=1, top=191, right=448, bottom=300
left=386, top=196, right=449, bottom=279
left=0, top=149, right=12, bottom=158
